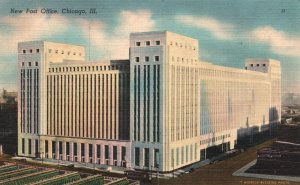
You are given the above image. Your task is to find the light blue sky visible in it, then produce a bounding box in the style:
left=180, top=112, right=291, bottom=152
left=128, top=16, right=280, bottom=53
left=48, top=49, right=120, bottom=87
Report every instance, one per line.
left=0, top=0, right=299, bottom=93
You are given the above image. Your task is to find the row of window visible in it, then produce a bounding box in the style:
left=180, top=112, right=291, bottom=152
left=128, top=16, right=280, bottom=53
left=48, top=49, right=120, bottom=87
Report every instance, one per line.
left=20, top=69, right=39, bottom=134
left=135, top=56, right=159, bottom=62
left=200, top=134, right=231, bottom=145
left=171, top=56, right=197, bottom=63
left=171, top=143, right=197, bottom=167
left=250, top=63, right=266, bottom=67
left=134, top=147, right=159, bottom=168
left=134, top=40, right=197, bottom=50
left=49, top=65, right=128, bottom=73
left=170, top=41, right=196, bottom=50
left=21, top=138, right=128, bottom=167
left=21, top=48, right=83, bottom=57
left=22, top=49, right=39, bottom=54
left=48, top=49, right=82, bottom=56
left=135, top=40, right=160, bottom=47
left=21, top=61, right=39, bottom=67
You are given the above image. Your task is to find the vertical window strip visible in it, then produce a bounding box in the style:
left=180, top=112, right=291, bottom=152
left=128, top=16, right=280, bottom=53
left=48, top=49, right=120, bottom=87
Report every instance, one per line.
left=153, top=65, right=156, bottom=142
left=147, top=65, right=150, bottom=142
left=157, top=65, right=160, bottom=142
left=134, top=66, right=137, bottom=141
left=143, top=65, right=146, bottom=142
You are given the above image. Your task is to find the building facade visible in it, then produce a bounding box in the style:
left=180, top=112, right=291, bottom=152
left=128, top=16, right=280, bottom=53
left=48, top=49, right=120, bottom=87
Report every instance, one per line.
left=18, top=31, right=281, bottom=172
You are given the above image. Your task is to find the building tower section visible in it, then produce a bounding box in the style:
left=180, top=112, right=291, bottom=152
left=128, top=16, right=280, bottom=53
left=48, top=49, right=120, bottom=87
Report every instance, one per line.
left=18, top=41, right=85, bottom=157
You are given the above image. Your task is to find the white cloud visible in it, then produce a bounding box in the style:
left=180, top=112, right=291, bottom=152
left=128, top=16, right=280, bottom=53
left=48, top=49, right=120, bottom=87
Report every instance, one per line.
left=79, top=9, right=156, bottom=59
left=0, top=13, right=69, bottom=55
left=0, top=13, right=69, bottom=90
left=0, top=9, right=156, bottom=90
left=176, top=15, right=234, bottom=40
left=251, top=26, right=300, bottom=58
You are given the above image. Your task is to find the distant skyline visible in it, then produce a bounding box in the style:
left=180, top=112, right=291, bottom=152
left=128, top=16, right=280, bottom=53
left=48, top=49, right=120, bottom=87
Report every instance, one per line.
left=0, top=0, right=299, bottom=93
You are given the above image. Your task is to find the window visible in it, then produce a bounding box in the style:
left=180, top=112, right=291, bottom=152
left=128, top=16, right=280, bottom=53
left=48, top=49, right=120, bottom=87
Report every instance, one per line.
left=145, top=56, right=149, bottom=62
left=28, top=62, right=31, bottom=67
left=171, top=149, right=174, bottom=167
left=176, top=148, right=179, bottom=165
left=250, top=64, right=253, bottom=67
left=22, top=62, right=24, bottom=67
left=89, top=144, right=93, bottom=158
left=181, top=147, right=184, bottom=164
left=113, top=146, right=117, bottom=161
left=135, top=147, right=140, bottom=166
left=136, top=42, right=141, bottom=46
left=263, top=64, right=266, bottom=67
left=146, top=41, right=150, bottom=46
left=121, top=147, right=126, bottom=161
left=66, top=142, right=70, bottom=156
left=155, top=56, right=159, bottom=62
left=257, top=64, right=260, bottom=67
left=186, top=146, right=188, bottom=163
left=135, top=57, right=140, bottom=62
left=155, top=41, right=160, bottom=45
left=22, top=138, right=25, bottom=154
left=28, top=139, right=32, bottom=154
left=97, top=145, right=101, bottom=158
left=61, top=50, right=64, bottom=54
left=52, top=141, right=56, bottom=156
left=55, top=50, right=58, bottom=54
left=36, top=49, right=39, bottom=53
left=81, top=143, right=85, bottom=157
left=144, top=148, right=149, bottom=167
left=154, top=149, right=159, bottom=168
left=35, top=62, right=38, bottom=66
left=30, top=49, right=32, bottom=53
left=59, top=141, right=63, bottom=156
left=45, top=140, right=49, bottom=155
left=48, top=49, right=52, bottom=53
left=73, top=52, right=76, bottom=55
left=23, top=50, right=26, bottom=54
left=105, top=145, right=109, bottom=159
left=73, top=143, right=77, bottom=156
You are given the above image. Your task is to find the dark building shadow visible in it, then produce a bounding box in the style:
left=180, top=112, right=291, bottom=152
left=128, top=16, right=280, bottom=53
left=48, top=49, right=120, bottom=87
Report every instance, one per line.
left=0, top=102, right=18, bottom=154
left=236, top=107, right=279, bottom=149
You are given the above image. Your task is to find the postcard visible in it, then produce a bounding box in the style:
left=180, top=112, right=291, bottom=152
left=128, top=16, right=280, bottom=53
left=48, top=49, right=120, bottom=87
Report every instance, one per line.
left=0, top=0, right=299, bottom=184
